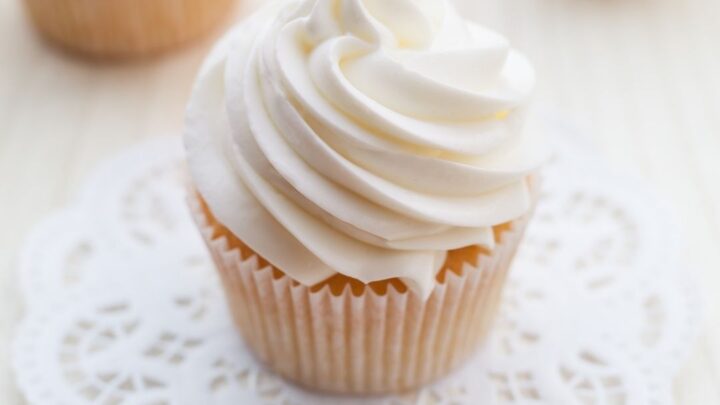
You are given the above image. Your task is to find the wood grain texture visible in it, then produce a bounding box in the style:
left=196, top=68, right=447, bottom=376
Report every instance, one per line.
left=1, top=0, right=718, bottom=403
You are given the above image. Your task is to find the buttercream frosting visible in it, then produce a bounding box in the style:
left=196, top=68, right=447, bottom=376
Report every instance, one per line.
left=185, top=0, right=543, bottom=298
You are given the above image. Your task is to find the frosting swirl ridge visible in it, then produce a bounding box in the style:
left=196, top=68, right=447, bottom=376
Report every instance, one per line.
left=185, top=0, right=542, bottom=298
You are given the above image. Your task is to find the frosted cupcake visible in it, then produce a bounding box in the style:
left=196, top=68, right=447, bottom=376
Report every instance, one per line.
left=23, top=0, right=236, bottom=57
left=185, top=0, right=543, bottom=395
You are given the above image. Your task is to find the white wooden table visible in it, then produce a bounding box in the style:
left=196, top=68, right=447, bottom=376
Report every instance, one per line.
left=1, top=0, right=718, bottom=403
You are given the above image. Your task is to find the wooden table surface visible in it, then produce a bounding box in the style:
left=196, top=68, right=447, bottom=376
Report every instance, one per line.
left=1, top=0, right=718, bottom=403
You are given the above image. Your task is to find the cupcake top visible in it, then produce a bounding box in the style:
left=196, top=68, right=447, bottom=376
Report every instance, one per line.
left=185, top=0, right=543, bottom=298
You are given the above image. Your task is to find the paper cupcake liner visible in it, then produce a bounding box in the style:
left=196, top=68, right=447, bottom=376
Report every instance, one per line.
left=189, top=195, right=531, bottom=394
left=23, top=0, right=235, bottom=57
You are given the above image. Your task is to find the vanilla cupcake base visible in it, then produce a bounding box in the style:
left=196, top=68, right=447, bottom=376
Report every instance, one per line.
left=23, top=0, right=236, bottom=57
left=190, top=194, right=531, bottom=394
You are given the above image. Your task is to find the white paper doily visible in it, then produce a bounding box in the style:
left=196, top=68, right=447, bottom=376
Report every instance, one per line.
left=13, top=123, right=702, bottom=405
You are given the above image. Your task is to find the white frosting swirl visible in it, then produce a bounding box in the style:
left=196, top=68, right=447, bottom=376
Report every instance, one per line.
left=185, top=0, right=543, bottom=298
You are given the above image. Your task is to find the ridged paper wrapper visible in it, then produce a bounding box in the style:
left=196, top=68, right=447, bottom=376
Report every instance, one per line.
left=190, top=193, right=532, bottom=394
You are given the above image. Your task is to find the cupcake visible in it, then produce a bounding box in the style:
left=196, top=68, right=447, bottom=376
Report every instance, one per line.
left=23, top=0, right=236, bottom=57
left=185, top=0, right=543, bottom=395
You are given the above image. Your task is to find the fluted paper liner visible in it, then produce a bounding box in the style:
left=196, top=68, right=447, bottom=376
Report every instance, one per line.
left=23, top=0, right=235, bottom=57
left=190, top=195, right=530, bottom=394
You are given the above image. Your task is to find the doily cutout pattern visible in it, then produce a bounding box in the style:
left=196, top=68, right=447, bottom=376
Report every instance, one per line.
left=13, top=126, right=702, bottom=405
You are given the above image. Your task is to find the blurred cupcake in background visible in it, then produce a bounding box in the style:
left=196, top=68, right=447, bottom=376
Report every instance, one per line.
left=23, top=0, right=237, bottom=57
